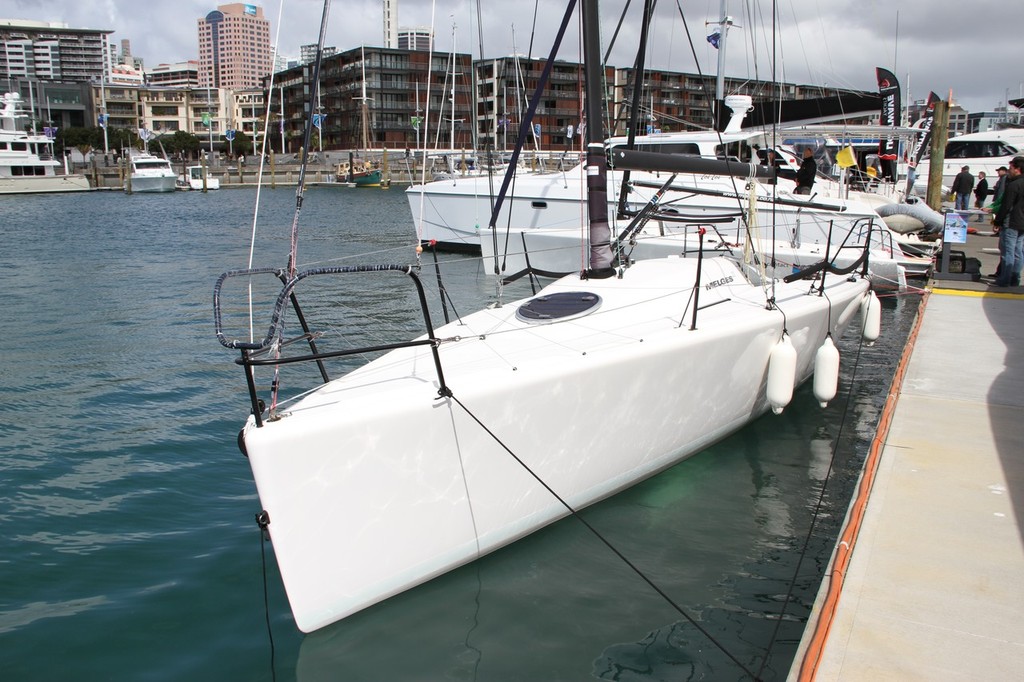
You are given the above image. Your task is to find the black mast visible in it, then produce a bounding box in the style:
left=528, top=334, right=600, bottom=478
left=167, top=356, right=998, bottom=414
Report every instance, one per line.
left=581, top=0, right=615, bottom=278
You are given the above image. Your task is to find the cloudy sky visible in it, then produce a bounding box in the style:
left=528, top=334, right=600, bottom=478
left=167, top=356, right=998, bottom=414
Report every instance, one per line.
left=3, top=0, right=1021, bottom=114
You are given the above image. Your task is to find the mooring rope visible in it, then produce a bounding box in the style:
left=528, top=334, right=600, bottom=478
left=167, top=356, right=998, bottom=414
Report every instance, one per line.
left=448, top=392, right=762, bottom=681
left=256, top=511, right=277, bottom=682
left=754, top=290, right=875, bottom=680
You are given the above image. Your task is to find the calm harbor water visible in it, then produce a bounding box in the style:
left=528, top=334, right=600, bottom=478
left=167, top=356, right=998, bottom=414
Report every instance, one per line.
left=0, top=185, right=920, bottom=681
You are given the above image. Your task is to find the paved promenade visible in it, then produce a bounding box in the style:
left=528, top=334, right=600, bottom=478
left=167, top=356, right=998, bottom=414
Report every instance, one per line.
left=791, top=228, right=1024, bottom=680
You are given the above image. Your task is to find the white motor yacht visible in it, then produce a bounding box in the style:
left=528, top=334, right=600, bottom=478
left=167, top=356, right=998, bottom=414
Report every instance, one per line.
left=126, top=152, right=177, bottom=193
left=0, top=92, right=90, bottom=194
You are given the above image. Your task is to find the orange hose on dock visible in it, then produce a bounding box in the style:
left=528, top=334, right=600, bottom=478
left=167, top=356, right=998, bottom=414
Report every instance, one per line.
left=797, top=290, right=931, bottom=681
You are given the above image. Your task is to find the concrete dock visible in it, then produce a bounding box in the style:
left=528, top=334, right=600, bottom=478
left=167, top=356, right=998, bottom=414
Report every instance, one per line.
left=791, top=227, right=1024, bottom=680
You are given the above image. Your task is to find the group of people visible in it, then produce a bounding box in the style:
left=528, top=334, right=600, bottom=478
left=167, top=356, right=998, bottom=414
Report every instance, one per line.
left=950, top=161, right=1023, bottom=287
left=987, top=157, right=1024, bottom=288
left=949, top=164, right=993, bottom=217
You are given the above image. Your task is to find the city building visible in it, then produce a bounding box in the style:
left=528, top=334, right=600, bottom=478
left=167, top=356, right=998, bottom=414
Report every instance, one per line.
left=148, top=61, right=200, bottom=88
left=140, top=87, right=190, bottom=134
left=948, top=103, right=969, bottom=137
left=270, top=46, right=473, bottom=153
left=119, top=38, right=144, bottom=71
left=397, top=28, right=432, bottom=52
left=300, top=44, right=336, bottom=65
left=0, top=19, right=113, bottom=83
left=474, top=56, right=612, bottom=152
left=232, top=88, right=267, bottom=148
left=383, top=0, right=398, bottom=48
left=197, top=3, right=273, bottom=89
left=94, top=82, right=140, bottom=133
left=4, top=78, right=93, bottom=129
left=109, top=62, right=144, bottom=86
left=92, top=82, right=249, bottom=152
left=265, top=47, right=879, bottom=154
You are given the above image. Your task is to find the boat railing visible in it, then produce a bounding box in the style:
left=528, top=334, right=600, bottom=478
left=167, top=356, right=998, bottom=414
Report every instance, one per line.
left=213, top=264, right=448, bottom=427
left=851, top=217, right=897, bottom=254
left=784, top=217, right=874, bottom=285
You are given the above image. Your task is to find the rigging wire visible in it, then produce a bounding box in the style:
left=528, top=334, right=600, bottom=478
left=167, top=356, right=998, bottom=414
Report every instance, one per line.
left=256, top=511, right=277, bottom=682
left=411, top=0, right=439, bottom=258
left=285, top=0, right=332, bottom=280
left=264, top=0, right=331, bottom=417
left=756, top=293, right=878, bottom=680
left=245, top=0, right=289, bottom=343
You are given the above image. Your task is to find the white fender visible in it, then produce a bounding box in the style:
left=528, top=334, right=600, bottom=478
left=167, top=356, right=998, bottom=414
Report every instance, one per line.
left=862, top=291, right=881, bottom=344
left=813, top=336, right=840, bottom=407
left=767, top=335, right=797, bottom=415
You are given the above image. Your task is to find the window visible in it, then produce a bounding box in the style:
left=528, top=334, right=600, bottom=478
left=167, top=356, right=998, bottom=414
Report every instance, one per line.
left=945, top=140, right=1017, bottom=159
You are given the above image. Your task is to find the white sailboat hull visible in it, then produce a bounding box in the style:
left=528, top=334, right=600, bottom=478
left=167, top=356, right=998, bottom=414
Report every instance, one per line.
left=407, top=166, right=901, bottom=254
left=241, top=256, right=869, bottom=632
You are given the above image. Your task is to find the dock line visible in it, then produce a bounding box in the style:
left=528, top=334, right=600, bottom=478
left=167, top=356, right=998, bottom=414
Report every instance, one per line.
left=795, top=289, right=930, bottom=681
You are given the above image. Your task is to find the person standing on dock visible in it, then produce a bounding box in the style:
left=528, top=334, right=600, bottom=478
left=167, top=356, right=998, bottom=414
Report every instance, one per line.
left=990, top=167, right=1009, bottom=229
left=951, top=165, right=974, bottom=211
left=993, top=157, right=1024, bottom=288
left=973, top=171, right=989, bottom=221
left=987, top=167, right=1009, bottom=279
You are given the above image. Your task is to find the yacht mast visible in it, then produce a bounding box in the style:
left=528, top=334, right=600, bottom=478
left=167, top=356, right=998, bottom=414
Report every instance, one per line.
left=358, top=45, right=371, bottom=150
left=714, top=0, right=733, bottom=119
left=581, top=0, right=614, bottom=276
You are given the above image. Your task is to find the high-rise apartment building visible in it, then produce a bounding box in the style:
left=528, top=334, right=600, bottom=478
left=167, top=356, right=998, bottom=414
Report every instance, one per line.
left=197, top=3, right=272, bottom=89
left=0, top=19, right=112, bottom=82
left=397, top=28, right=432, bottom=52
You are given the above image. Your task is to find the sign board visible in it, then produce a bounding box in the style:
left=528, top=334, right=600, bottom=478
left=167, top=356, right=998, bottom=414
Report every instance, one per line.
left=943, top=211, right=968, bottom=244
left=225, top=129, right=236, bottom=141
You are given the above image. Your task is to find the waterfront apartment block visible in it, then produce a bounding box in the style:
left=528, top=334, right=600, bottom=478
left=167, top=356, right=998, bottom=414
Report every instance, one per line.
left=272, top=46, right=474, bottom=152
left=197, top=3, right=273, bottom=89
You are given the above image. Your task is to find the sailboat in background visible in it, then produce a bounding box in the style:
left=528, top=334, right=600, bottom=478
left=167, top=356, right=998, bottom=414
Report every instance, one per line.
left=214, top=0, right=879, bottom=633
left=336, top=46, right=384, bottom=187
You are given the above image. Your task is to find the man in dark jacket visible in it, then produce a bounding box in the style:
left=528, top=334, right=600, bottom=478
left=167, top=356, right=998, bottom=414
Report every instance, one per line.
left=992, top=166, right=1008, bottom=204
left=993, top=157, right=1024, bottom=287
left=794, top=148, right=816, bottom=195
left=951, top=165, right=974, bottom=211
left=973, top=171, right=989, bottom=222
